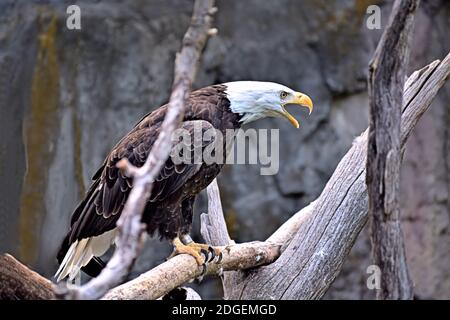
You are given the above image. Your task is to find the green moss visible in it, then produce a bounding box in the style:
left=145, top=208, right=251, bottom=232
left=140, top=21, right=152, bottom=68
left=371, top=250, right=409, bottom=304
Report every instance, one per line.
left=19, top=14, right=60, bottom=264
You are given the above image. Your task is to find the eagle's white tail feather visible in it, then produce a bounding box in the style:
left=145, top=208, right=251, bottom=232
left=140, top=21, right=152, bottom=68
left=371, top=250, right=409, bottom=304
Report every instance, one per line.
left=68, top=239, right=90, bottom=280
left=55, top=229, right=117, bottom=282
left=56, top=239, right=88, bottom=282
left=55, top=240, right=77, bottom=280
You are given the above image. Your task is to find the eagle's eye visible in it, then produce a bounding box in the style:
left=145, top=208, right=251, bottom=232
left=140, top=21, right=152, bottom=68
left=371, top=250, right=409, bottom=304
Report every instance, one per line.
left=280, top=91, right=288, bottom=99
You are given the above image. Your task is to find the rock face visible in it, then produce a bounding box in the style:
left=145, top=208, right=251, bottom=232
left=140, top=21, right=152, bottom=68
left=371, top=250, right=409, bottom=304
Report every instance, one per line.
left=0, top=0, right=448, bottom=299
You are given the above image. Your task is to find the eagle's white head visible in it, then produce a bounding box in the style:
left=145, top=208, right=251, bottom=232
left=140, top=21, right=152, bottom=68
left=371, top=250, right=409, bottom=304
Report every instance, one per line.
left=224, top=81, right=313, bottom=128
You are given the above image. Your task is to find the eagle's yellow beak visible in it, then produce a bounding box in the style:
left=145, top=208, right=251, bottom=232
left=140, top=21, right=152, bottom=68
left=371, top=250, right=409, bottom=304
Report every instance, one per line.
left=282, top=92, right=314, bottom=128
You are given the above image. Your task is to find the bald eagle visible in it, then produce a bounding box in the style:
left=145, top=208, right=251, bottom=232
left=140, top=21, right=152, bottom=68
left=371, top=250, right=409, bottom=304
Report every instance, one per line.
left=55, top=81, right=313, bottom=282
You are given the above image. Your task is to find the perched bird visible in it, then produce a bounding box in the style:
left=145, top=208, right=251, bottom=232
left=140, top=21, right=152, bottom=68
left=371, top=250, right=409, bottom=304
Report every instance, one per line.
left=55, top=81, right=313, bottom=282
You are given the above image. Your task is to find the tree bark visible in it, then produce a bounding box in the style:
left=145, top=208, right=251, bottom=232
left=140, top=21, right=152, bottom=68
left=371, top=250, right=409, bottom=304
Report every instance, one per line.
left=0, top=254, right=54, bottom=300
left=367, top=0, right=419, bottom=300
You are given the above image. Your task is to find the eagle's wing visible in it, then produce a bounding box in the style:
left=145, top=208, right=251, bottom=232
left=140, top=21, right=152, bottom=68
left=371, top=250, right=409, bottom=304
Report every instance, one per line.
left=56, top=120, right=216, bottom=281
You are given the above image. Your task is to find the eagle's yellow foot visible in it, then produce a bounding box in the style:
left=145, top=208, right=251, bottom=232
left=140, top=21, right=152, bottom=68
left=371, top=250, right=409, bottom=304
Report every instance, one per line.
left=182, top=241, right=222, bottom=263
left=169, top=237, right=223, bottom=275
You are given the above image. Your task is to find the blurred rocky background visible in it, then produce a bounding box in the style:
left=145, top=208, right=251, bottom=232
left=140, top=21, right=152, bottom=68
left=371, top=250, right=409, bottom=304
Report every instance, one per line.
left=0, top=0, right=448, bottom=299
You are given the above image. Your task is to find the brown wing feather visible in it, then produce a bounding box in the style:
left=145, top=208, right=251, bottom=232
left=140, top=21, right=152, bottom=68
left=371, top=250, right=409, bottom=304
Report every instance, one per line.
left=65, top=120, right=215, bottom=244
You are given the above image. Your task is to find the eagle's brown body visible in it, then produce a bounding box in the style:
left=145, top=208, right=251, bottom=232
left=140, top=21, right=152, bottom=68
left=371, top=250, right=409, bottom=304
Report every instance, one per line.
left=57, top=84, right=240, bottom=276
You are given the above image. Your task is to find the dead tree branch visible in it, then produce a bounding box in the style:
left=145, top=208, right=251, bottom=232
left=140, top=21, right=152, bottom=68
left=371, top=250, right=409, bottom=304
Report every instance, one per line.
left=55, top=0, right=216, bottom=300
left=0, top=254, right=54, bottom=300
left=103, top=241, right=280, bottom=300
left=367, top=0, right=419, bottom=300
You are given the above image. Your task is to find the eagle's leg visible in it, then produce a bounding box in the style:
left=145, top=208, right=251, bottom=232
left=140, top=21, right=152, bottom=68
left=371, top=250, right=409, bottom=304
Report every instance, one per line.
left=168, top=197, right=223, bottom=266
left=169, top=237, right=205, bottom=266
left=168, top=235, right=223, bottom=268
left=179, top=234, right=223, bottom=263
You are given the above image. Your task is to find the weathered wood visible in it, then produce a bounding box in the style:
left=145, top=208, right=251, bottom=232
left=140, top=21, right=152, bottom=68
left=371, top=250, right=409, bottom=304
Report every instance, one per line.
left=103, top=241, right=281, bottom=300
left=55, top=0, right=216, bottom=300
left=200, top=178, right=240, bottom=297
left=366, top=0, right=419, bottom=300
left=200, top=180, right=317, bottom=298
left=200, top=178, right=232, bottom=246
left=0, top=254, right=55, bottom=300
left=223, top=53, right=450, bottom=300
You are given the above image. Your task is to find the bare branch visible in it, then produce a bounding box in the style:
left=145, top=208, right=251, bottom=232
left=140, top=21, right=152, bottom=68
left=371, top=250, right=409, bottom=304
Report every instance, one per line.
left=103, top=241, right=280, bottom=300
left=367, top=0, right=419, bottom=300
left=55, top=0, right=216, bottom=300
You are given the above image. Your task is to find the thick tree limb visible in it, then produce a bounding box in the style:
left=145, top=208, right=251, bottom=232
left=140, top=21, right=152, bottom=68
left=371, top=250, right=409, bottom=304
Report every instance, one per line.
left=103, top=241, right=280, bottom=300
left=55, top=0, right=216, bottom=300
left=367, top=0, right=418, bottom=300
left=0, top=254, right=55, bottom=300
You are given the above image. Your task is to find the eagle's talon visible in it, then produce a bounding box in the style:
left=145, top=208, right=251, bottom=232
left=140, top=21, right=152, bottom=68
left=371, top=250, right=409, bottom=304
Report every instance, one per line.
left=207, top=246, right=216, bottom=262
left=170, top=237, right=226, bottom=267
left=216, top=251, right=223, bottom=264
left=200, top=249, right=209, bottom=262
left=200, top=263, right=207, bottom=278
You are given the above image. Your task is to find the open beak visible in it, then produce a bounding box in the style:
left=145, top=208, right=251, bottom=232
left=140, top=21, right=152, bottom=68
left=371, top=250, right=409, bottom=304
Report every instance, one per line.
left=282, top=92, right=314, bottom=128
